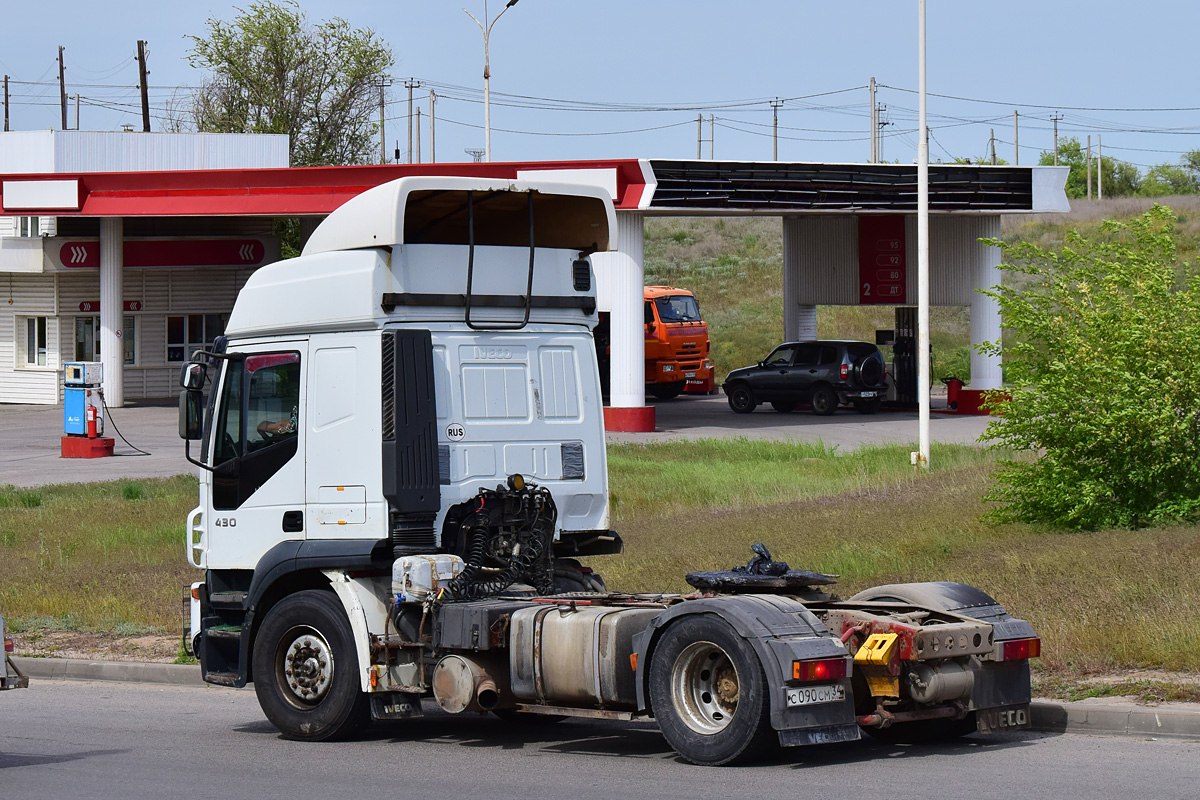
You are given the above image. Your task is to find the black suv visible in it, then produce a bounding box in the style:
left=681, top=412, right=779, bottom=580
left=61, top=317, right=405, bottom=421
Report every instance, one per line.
left=723, top=340, right=888, bottom=415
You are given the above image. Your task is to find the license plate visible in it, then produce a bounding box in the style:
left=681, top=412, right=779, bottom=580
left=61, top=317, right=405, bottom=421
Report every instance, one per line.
left=786, top=684, right=845, bottom=707
left=685, top=372, right=696, bottom=378
left=860, top=391, right=877, bottom=398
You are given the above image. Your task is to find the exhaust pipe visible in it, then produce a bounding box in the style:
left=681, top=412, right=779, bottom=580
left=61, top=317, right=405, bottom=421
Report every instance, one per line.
left=432, top=655, right=507, bottom=714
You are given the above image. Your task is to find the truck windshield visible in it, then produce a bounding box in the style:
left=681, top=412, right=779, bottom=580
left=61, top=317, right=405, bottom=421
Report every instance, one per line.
left=654, top=295, right=701, bottom=323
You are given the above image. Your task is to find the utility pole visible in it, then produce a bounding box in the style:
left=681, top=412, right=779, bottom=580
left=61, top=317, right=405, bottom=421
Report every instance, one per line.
left=869, top=77, right=877, bottom=162
left=3, top=75, right=9, bottom=132
left=771, top=98, right=782, bottom=161
left=990, top=129, right=996, bottom=165
left=137, top=40, right=151, bottom=132
left=709, top=114, right=715, bottom=159
left=1050, top=112, right=1062, bottom=166
left=876, top=104, right=890, bottom=161
left=1098, top=135, right=1103, bottom=200
left=58, top=46, right=68, bottom=131
left=404, top=79, right=421, bottom=163
left=376, top=77, right=393, bottom=164
left=1086, top=135, right=1092, bottom=200
left=1012, top=110, right=1019, bottom=165
left=696, top=114, right=702, bottom=159
left=73, top=93, right=80, bottom=130
left=429, top=90, right=437, bottom=163
left=415, top=108, right=422, bottom=164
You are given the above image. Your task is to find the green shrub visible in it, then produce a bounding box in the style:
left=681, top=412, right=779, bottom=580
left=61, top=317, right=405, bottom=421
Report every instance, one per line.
left=979, top=205, right=1200, bottom=529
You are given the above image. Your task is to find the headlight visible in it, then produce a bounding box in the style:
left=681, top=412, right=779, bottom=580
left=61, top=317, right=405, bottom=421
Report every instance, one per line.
left=662, top=364, right=675, bottom=372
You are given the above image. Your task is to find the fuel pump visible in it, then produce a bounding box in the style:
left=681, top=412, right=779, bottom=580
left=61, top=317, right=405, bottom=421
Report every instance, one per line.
left=61, top=361, right=114, bottom=458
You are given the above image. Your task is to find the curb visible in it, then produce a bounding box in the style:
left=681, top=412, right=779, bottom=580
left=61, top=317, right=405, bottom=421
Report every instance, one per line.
left=11, top=657, right=1200, bottom=739
left=1030, top=700, right=1200, bottom=739
left=11, top=656, right=205, bottom=687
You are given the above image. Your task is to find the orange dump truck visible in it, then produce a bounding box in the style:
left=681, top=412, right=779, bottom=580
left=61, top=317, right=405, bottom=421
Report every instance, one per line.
left=642, top=286, right=714, bottom=398
left=595, top=286, right=714, bottom=400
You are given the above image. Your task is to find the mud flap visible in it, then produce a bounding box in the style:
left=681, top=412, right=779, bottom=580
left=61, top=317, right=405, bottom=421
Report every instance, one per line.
left=370, top=692, right=424, bottom=721
left=976, top=703, right=1031, bottom=734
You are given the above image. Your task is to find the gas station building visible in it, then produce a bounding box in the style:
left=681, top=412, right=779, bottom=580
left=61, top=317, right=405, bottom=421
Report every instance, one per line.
left=0, top=131, right=1068, bottom=430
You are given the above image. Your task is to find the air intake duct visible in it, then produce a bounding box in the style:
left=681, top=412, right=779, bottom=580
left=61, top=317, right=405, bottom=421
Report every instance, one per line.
left=381, top=329, right=441, bottom=557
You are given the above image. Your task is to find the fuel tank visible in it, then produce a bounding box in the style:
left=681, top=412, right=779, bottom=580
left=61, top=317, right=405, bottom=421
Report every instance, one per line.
left=509, top=604, right=660, bottom=709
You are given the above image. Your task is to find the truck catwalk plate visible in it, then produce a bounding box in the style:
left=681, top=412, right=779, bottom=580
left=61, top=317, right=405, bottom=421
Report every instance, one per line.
left=786, top=684, right=845, bottom=707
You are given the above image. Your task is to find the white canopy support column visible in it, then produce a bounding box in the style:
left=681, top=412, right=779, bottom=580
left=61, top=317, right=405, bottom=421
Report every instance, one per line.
left=969, top=215, right=1004, bottom=391
left=593, top=210, right=653, bottom=431
left=99, top=217, right=124, bottom=407
left=781, top=216, right=817, bottom=341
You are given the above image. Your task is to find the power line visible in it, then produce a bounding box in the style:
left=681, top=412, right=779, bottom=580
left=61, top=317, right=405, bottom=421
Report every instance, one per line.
left=878, top=83, right=1200, bottom=112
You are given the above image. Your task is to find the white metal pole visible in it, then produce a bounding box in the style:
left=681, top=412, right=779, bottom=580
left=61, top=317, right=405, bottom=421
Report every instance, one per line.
left=916, top=0, right=931, bottom=469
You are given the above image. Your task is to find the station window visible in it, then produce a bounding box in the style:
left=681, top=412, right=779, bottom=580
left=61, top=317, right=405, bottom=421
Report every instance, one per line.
left=75, top=316, right=136, bottom=365
left=17, top=217, right=40, bottom=238
left=22, top=316, right=48, bottom=367
left=167, top=314, right=226, bottom=363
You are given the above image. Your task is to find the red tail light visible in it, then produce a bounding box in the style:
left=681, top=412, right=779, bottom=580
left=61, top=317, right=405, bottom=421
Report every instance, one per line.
left=840, top=364, right=849, bottom=379
left=4, top=636, right=13, bottom=653
left=793, top=657, right=848, bottom=682
left=1000, top=637, right=1041, bottom=661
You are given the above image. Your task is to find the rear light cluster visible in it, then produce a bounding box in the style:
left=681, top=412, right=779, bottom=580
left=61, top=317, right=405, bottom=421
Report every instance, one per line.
left=840, top=364, right=850, bottom=379
left=1000, top=637, right=1041, bottom=661
left=793, top=657, right=848, bottom=682
left=4, top=636, right=14, bottom=653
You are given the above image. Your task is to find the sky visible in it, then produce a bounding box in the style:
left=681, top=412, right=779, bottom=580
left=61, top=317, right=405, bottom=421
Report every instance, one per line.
left=2, top=1, right=1198, bottom=172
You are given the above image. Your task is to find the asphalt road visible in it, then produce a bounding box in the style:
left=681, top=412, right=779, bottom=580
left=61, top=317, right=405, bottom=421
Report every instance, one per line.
left=3, top=681, right=1198, bottom=800
left=0, top=394, right=987, bottom=487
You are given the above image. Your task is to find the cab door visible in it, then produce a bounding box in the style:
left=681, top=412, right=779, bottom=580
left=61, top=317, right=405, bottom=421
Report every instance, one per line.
left=203, top=341, right=308, bottom=569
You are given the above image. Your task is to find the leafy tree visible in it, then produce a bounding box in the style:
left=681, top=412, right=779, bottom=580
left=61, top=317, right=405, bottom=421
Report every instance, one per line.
left=187, top=0, right=393, bottom=167
left=1139, top=150, right=1200, bottom=197
left=1038, top=137, right=1139, bottom=199
left=978, top=205, right=1200, bottom=529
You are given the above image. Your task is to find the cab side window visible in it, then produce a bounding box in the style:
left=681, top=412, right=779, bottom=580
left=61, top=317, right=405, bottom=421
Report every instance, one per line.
left=644, top=301, right=656, bottom=326
left=212, top=361, right=243, bottom=465
left=764, top=345, right=796, bottom=367
left=245, top=354, right=301, bottom=452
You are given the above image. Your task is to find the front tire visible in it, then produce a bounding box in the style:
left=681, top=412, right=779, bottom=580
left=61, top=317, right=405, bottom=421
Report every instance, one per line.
left=651, top=381, right=686, bottom=400
left=727, top=385, right=758, bottom=414
left=649, top=615, right=776, bottom=766
left=810, top=386, right=839, bottom=416
left=252, top=589, right=370, bottom=741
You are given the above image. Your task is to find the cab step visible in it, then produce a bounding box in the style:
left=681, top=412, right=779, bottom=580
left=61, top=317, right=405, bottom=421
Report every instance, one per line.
left=208, top=591, right=248, bottom=608
left=204, top=671, right=241, bottom=687
left=206, top=625, right=242, bottom=641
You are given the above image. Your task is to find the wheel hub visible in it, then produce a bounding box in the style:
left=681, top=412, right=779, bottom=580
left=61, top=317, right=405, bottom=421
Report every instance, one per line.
left=280, top=630, right=334, bottom=705
left=671, top=641, right=739, bottom=735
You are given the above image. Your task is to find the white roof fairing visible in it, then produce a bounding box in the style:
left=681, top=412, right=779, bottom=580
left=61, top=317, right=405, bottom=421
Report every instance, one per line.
left=301, top=176, right=616, bottom=257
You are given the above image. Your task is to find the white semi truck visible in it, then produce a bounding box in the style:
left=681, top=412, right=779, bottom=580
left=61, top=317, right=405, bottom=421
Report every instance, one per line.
left=180, top=176, right=1039, bottom=765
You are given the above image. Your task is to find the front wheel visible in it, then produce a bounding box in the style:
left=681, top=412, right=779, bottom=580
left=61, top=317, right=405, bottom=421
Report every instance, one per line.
left=651, top=381, right=686, bottom=400
left=727, top=385, right=758, bottom=414
left=649, top=615, right=776, bottom=766
left=252, top=590, right=370, bottom=741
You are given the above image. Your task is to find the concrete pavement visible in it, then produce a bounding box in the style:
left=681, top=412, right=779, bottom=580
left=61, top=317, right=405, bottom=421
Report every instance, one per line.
left=12, top=656, right=1200, bottom=741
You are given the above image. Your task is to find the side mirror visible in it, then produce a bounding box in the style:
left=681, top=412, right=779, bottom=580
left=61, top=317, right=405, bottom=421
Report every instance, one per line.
left=180, top=362, right=206, bottom=390
left=179, top=390, right=203, bottom=440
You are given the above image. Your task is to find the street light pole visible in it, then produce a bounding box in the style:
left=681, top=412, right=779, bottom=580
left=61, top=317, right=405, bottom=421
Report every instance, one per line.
left=916, top=0, right=931, bottom=470
left=464, top=0, right=520, bottom=163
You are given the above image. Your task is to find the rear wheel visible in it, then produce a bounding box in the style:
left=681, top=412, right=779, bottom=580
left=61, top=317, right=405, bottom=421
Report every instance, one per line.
left=651, top=381, right=686, bottom=400
left=810, top=386, right=839, bottom=416
left=252, top=590, right=369, bottom=741
left=649, top=615, right=776, bottom=766
left=727, top=385, right=758, bottom=414
left=770, top=401, right=796, bottom=413
left=853, top=397, right=881, bottom=414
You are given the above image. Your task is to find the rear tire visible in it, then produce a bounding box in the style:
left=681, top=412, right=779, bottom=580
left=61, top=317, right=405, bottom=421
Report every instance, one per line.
left=252, top=590, right=370, bottom=741
left=810, top=386, right=839, bottom=416
left=853, top=397, right=882, bottom=414
left=651, top=381, right=686, bottom=400
left=727, top=385, right=758, bottom=414
left=649, top=615, right=776, bottom=766
left=770, top=401, right=796, bottom=413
